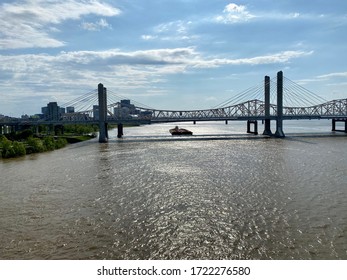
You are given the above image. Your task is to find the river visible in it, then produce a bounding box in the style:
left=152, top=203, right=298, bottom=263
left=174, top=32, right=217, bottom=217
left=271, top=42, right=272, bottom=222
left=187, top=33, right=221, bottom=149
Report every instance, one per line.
left=0, top=120, right=346, bottom=259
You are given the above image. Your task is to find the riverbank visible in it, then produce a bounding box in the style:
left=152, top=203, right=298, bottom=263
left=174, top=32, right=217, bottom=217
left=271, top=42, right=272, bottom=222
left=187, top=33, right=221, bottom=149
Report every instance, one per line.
left=0, top=134, right=96, bottom=159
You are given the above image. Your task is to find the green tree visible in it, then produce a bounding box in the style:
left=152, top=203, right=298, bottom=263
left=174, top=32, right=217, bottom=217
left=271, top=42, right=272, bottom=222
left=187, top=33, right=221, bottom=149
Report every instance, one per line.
left=12, top=141, right=26, bottom=156
left=55, top=137, right=67, bottom=149
left=27, top=137, right=45, bottom=153
left=0, top=135, right=8, bottom=143
left=1, top=138, right=15, bottom=158
left=43, top=136, right=55, bottom=151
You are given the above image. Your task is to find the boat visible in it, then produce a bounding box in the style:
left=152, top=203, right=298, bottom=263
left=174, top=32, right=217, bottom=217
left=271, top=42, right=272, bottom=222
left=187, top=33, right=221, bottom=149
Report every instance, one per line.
left=169, top=126, right=193, bottom=135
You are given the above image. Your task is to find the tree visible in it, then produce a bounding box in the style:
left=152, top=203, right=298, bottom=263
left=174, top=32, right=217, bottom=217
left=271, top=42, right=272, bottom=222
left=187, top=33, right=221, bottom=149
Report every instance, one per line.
left=43, top=136, right=55, bottom=151
left=27, top=137, right=45, bottom=153
left=0, top=136, right=26, bottom=158
left=12, top=141, right=26, bottom=156
left=1, top=138, right=15, bottom=158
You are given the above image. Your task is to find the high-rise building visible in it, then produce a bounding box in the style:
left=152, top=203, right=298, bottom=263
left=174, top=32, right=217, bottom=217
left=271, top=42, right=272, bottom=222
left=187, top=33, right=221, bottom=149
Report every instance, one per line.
left=66, top=107, right=75, bottom=113
left=41, top=106, right=48, bottom=116
left=47, top=102, right=59, bottom=121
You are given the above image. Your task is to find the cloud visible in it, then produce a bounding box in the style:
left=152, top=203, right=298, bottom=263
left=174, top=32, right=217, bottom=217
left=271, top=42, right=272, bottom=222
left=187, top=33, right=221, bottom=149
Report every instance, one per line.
left=214, top=3, right=323, bottom=24
left=0, top=48, right=314, bottom=78
left=215, top=3, right=256, bottom=24
left=0, top=47, right=313, bottom=93
left=81, top=18, right=112, bottom=31
left=191, top=50, right=314, bottom=68
left=290, top=13, right=301, bottom=18
left=302, top=71, right=347, bottom=88
left=142, top=20, right=198, bottom=42
left=0, top=0, right=121, bottom=49
left=317, top=72, right=347, bottom=79
left=35, top=48, right=312, bottom=69
left=141, top=35, right=158, bottom=40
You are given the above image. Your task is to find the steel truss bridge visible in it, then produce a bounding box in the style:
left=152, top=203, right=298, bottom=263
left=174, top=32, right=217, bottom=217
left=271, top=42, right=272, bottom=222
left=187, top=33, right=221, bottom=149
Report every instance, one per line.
left=8, top=96, right=346, bottom=123
left=140, top=98, right=347, bottom=122
left=1, top=72, right=347, bottom=141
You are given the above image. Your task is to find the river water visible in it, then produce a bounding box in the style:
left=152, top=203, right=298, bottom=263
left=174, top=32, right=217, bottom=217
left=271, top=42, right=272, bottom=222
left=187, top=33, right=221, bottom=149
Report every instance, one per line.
left=0, top=120, right=346, bottom=260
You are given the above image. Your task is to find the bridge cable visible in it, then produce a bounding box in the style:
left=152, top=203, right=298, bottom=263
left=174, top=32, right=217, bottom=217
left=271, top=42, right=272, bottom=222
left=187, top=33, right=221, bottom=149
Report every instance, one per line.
left=212, top=80, right=265, bottom=109
left=60, top=89, right=98, bottom=111
left=283, top=77, right=327, bottom=106
left=107, top=89, right=155, bottom=110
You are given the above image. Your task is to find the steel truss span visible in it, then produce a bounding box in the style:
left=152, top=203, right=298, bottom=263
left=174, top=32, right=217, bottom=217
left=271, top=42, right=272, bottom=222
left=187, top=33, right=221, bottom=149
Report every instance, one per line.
left=116, top=98, right=347, bottom=123
left=1, top=98, right=347, bottom=125
left=45, top=98, right=347, bottom=123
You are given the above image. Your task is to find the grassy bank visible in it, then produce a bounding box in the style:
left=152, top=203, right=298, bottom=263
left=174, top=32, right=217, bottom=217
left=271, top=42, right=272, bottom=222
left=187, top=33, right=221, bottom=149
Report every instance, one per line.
left=0, top=133, right=96, bottom=159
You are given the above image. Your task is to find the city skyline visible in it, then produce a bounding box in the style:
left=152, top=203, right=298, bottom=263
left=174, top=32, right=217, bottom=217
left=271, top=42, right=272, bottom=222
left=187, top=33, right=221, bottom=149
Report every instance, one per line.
left=1, top=0, right=347, bottom=117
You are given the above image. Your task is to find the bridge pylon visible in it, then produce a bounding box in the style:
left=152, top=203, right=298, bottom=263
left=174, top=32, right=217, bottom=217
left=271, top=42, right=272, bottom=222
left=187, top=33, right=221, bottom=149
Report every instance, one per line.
left=263, top=75, right=272, bottom=136
left=274, top=71, right=285, bottom=138
left=98, top=83, right=108, bottom=143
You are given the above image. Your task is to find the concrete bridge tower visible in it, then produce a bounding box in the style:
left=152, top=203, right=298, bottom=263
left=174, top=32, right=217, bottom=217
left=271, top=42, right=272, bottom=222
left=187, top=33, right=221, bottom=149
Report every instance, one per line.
left=275, top=71, right=285, bottom=137
left=98, top=83, right=108, bottom=143
left=263, top=75, right=272, bottom=135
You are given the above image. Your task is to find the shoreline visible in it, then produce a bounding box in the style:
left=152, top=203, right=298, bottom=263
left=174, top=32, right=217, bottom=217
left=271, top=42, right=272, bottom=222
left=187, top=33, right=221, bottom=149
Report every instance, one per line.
left=0, top=134, right=96, bottom=159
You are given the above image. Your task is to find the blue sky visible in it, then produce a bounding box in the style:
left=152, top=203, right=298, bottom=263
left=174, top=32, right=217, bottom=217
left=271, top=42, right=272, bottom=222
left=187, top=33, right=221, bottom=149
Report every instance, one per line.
left=0, top=0, right=346, bottom=116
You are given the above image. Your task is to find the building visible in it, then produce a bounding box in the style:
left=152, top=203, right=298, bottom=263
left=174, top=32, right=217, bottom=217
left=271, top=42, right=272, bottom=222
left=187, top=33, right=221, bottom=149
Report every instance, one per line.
left=40, top=102, right=64, bottom=121
left=120, top=100, right=137, bottom=114
left=47, top=102, right=59, bottom=121
left=114, top=106, right=130, bottom=118
left=93, top=105, right=99, bottom=120
left=41, top=106, right=48, bottom=116
left=66, top=107, right=75, bottom=113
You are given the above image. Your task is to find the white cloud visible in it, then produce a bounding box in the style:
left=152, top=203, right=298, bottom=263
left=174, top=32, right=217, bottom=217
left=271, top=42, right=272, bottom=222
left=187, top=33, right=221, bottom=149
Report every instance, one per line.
left=0, top=0, right=121, bottom=49
left=0, top=48, right=314, bottom=78
left=215, top=3, right=256, bottom=24
left=144, top=20, right=198, bottom=42
left=290, top=13, right=301, bottom=18
left=141, top=35, right=158, bottom=40
left=81, top=18, right=112, bottom=31
left=191, top=50, right=314, bottom=68
left=0, top=48, right=313, bottom=93
left=317, top=72, right=347, bottom=79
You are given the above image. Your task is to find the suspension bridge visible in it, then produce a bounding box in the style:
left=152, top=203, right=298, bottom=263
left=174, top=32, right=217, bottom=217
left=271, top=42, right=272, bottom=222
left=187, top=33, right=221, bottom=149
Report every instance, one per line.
left=1, top=71, right=346, bottom=142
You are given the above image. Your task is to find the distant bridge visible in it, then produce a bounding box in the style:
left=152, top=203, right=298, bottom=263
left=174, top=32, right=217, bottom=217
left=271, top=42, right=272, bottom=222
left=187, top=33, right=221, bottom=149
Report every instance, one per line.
left=1, top=71, right=346, bottom=142
left=144, top=98, right=347, bottom=121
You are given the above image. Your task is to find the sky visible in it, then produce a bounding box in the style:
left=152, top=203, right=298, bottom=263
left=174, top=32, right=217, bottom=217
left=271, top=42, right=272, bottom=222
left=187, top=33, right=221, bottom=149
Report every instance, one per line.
left=0, top=0, right=347, bottom=117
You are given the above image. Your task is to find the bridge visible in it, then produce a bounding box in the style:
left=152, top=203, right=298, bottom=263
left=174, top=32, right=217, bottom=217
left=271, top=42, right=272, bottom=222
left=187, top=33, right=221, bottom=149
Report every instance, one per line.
left=1, top=71, right=346, bottom=142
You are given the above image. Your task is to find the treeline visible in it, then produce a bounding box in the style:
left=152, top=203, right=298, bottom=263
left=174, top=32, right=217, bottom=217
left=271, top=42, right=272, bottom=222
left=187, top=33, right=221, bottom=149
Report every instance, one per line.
left=0, top=134, right=67, bottom=159
left=0, top=124, right=98, bottom=159
left=63, top=124, right=98, bottom=135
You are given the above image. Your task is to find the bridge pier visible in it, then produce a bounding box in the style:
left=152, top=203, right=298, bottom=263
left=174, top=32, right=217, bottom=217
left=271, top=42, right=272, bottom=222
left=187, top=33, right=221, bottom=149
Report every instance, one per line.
left=53, top=125, right=63, bottom=136
left=98, top=83, right=108, bottom=143
left=263, top=75, right=273, bottom=136
left=35, top=125, right=39, bottom=136
left=332, top=118, right=347, bottom=132
left=247, top=120, right=258, bottom=135
left=275, top=71, right=285, bottom=138
left=117, top=123, right=123, bottom=138
left=5, top=125, right=17, bottom=134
